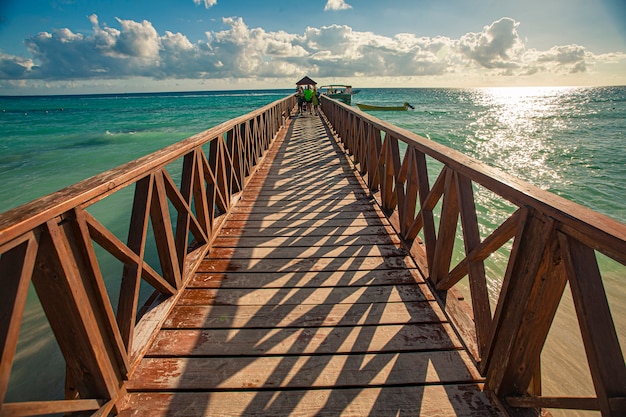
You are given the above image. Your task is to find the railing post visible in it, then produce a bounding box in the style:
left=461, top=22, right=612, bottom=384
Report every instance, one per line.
left=225, top=128, right=237, bottom=195
left=398, top=147, right=420, bottom=241
left=559, top=232, right=626, bottom=416
left=0, top=234, right=38, bottom=406
left=243, top=120, right=253, bottom=178
left=208, top=136, right=230, bottom=214
left=32, top=216, right=127, bottom=411
left=365, top=124, right=382, bottom=191
left=175, top=152, right=196, bottom=270
left=378, top=135, right=401, bottom=212
left=118, top=175, right=153, bottom=352
left=151, top=171, right=183, bottom=289
left=484, top=211, right=567, bottom=400
left=456, top=172, right=492, bottom=356
left=429, top=168, right=459, bottom=286
left=229, top=125, right=244, bottom=193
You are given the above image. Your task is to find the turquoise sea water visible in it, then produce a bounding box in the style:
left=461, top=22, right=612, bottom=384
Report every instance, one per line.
left=354, top=87, right=626, bottom=223
left=0, top=90, right=291, bottom=212
left=3, top=87, right=624, bottom=220
left=1, top=87, right=625, bottom=414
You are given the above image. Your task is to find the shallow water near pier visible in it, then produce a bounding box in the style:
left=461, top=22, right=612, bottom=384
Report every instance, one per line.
left=1, top=87, right=624, bottom=416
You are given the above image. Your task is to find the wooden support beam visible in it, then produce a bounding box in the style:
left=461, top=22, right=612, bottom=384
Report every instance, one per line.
left=456, top=172, right=491, bottom=357
left=378, top=135, right=401, bottom=212
left=223, top=128, right=236, bottom=197
left=151, top=171, right=182, bottom=290
left=162, top=170, right=208, bottom=247
left=0, top=233, right=38, bottom=404
left=117, top=175, right=153, bottom=352
left=507, top=395, right=626, bottom=413
left=366, top=125, right=382, bottom=191
left=199, top=150, right=216, bottom=236
left=409, top=161, right=442, bottom=270
left=559, top=232, right=626, bottom=417
left=209, top=136, right=229, bottom=214
left=484, top=212, right=567, bottom=399
left=174, top=152, right=196, bottom=272
left=73, top=209, right=130, bottom=380
left=226, top=126, right=243, bottom=194
left=0, top=398, right=104, bottom=417
left=499, top=228, right=565, bottom=397
left=399, top=148, right=419, bottom=240
left=83, top=211, right=176, bottom=297
left=32, top=219, right=124, bottom=407
left=437, top=208, right=525, bottom=291
left=429, top=168, right=459, bottom=286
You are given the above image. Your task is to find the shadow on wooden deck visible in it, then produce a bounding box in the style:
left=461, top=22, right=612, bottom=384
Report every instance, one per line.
left=120, top=112, right=504, bottom=416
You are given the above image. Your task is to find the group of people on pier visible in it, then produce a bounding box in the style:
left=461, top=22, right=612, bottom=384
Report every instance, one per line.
left=296, top=85, right=319, bottom=115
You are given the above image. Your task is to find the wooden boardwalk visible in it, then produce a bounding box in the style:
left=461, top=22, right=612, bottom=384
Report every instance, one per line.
left=119, top=112, right=503, bottom=416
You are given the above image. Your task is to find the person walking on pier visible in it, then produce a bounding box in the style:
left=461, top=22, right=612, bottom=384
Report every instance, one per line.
left=303, top=85, right=313, bottom=114
left=312, top=87, right=320, bottom=114
left=296, top=87, right=305, bottom=115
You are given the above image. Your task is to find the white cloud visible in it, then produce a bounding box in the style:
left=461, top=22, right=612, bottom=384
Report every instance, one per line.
left=535, top=45, right=589, bottom=73
left=458, top=17, right=525, bottom=69
left=324, top=0, right=352, bottom=11
left=1, top=14, right=624, bottom=89
left=0, top=53, right=34, bottom=78
left=193, top=0, right=217, bottom=9
left=112, top=17, right=161, bottom=58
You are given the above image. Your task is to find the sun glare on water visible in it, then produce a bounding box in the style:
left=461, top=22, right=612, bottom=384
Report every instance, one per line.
left=465, top=86, right=578, bottom=190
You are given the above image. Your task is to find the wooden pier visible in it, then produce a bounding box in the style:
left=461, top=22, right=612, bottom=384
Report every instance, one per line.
left=1, top=93, right=625, bottom=416
left=120, top=113, right=501, bottom=416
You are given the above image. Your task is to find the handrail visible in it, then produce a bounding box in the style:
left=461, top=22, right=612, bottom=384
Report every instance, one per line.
left=0, top=94, right=296, bottom=416
left=321, top=95, right=626, bottom=417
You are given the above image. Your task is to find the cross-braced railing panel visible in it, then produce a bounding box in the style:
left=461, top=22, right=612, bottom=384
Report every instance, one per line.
left=321, top=96, right=626, bottom=416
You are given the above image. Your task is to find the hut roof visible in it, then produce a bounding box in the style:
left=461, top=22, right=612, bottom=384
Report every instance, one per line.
left=296, top=76, right=317, bottom=86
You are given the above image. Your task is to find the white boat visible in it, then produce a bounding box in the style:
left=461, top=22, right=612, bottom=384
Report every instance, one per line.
left=320, top=85, right=356, bottom=105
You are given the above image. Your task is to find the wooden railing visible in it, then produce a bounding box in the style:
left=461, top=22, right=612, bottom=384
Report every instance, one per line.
left=321, top=96, right=626, bottom=416
left=0, top=94, right=295, bottom=417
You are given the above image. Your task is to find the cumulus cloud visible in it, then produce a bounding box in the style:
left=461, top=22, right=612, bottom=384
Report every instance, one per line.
left=0, top=53, right=34, bottom=78
left=458, top=18, right=525, bottom=69
left=193, top=0, right=217, bottom=9
left=325, top=0, right=352, bottom=11
left=0, top=15, right=622, bottom=86
left=535, top=45, right=589, bottom=73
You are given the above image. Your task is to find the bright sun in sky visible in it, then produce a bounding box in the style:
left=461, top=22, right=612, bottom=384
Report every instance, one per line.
left=0, top=0, right=625, bottom=95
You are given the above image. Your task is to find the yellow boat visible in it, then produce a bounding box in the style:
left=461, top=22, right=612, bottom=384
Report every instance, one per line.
left=356, top=102, right=414, bottom=111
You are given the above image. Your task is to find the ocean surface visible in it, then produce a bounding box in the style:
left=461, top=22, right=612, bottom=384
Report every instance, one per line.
left=1, top=87, right=625, bottom=415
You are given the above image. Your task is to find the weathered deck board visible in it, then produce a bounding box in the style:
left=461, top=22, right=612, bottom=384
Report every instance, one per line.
left=190, top=269, right=422, bottom=289
left=128, top=350, right=481, bottom=390
left=120, top=113, right=503, bottom=416
left=162, top=301, right=448, bottom=329
left=175, top=284, right=434, bottom=305
left=145, top=324, right=463, bottom=356
left=122, top=386, right=500, bottom=417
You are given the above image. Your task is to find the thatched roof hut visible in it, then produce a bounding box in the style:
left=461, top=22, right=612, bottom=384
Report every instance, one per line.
left=296, top=76, right=317, bottom=86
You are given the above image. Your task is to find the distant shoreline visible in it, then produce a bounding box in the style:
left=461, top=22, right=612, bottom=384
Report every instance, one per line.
left=3, top=85, right=626, bottom=99
left=0, top=85, right=626, bottom=99
left=0, top=88, right=294, bottom=99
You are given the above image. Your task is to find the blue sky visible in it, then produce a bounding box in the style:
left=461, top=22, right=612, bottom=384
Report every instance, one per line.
left=1, top=0, right=625, bottom=94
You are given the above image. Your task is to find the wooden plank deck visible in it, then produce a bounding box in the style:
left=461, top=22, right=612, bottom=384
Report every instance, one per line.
left=119, top=112, right=504, bottom=416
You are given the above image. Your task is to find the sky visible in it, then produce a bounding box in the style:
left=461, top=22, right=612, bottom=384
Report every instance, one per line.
left=0, top=0, right=625, bottom=95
